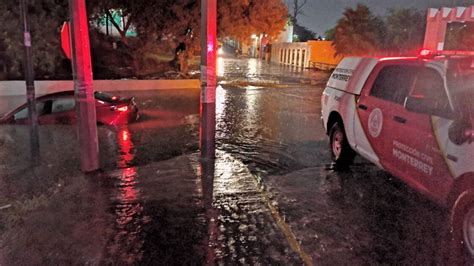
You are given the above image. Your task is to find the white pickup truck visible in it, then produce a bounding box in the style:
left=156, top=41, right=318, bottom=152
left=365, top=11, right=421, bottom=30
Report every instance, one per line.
left=321, top=54, right=474, bottom=263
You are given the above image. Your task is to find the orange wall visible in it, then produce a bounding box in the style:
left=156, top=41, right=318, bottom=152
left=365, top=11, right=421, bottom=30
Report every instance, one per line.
left=307, top=41, right=343, bottom=66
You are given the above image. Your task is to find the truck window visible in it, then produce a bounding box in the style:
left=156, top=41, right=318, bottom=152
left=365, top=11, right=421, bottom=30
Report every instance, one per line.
left=411, top=68, right=450, bottom=111
left=370, top=65, right=419, bottom=105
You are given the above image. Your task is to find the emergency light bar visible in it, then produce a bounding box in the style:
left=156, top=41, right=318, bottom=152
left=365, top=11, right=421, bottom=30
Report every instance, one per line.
left=419, top=49, right=474, bottom=58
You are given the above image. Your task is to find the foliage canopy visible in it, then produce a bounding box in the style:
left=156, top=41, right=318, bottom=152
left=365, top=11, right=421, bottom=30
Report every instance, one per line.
left=332, top=4, right=385, bottom=56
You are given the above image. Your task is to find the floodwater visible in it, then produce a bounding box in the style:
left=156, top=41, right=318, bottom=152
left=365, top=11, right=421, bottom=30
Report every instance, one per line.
left=0, top=57, right=447, bottom=264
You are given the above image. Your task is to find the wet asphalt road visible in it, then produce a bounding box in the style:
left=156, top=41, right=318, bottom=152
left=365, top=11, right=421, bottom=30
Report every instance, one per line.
left=0, top=57, right=447, bottom=265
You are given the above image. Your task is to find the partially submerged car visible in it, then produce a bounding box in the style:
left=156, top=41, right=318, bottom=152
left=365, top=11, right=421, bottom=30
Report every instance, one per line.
left=0, top=91, right=139, bottom=126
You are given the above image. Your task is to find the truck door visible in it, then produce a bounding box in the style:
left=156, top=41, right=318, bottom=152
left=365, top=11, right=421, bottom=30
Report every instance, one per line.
left=356, top=63, right=418, bottom=169
left=390, top=67, right=453, bottom=200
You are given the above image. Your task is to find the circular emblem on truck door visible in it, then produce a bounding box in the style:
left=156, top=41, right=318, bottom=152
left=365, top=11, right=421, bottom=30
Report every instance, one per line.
left=368, top=108, right=383, bottom=138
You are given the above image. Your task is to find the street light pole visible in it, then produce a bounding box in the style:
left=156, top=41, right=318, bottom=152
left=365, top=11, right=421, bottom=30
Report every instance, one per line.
left=200, top=0, right=217, bottom=264
left=68, top=0, right=99, bottom=172
left=20, top=0, right=40, bottom=165
left=200, top=0, right=217, bottom=159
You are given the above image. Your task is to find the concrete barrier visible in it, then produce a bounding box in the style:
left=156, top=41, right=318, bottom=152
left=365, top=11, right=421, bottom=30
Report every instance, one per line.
left=0, top=79, right=200, bottom=96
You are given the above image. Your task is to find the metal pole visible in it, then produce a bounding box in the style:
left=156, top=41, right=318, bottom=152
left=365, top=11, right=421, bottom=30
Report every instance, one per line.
left=20, top=0, right=40, bottom=166
left=68, top=0, right=100, bottom=172
left=200, top=0, right=217, bottom=159
left=201, top=0, right=217, bottom=264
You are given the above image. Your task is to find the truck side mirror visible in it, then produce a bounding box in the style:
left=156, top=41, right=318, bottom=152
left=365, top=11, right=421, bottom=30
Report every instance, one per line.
left=449, top=119, right=473, bottom=145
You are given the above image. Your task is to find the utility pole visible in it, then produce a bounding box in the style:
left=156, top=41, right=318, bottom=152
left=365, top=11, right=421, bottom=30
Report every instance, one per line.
left=20, top=0, right=40, bottom=165
left=200, top=0, right=217, bottom=264
left=200, top=0, right=217, bottom=160
left=68, top=0, right=99, bottom=172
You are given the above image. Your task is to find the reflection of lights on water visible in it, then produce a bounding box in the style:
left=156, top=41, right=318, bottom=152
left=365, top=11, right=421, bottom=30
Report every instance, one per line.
left=118, top=127, right=133, bottom=168
left=109, top=126, right=145, bottom=263
left=248, top=59, right=259, bottom=77
left=245, top=87, right=259, bottom=113
left=216, top=85, right=226, bottom=116
left=121, top=129, right=129, bottom=142
left=216, top=85, right=229, bottom=139
left=217, top=57, right=225, bottom=77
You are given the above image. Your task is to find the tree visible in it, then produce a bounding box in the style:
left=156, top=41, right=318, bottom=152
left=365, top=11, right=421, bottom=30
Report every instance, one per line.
left=87, top=0, right=134, bottom=46
left=0, top=0, right=69, bottom=79
left=293, top=23, right=316, bottom=42
left=218, top=0, right=288, bottom=44
left=324, top=27, right=335, bottom=41
left=87, top=0, right=287, bottom=71
left=290, top=0, right=308, bottom=24
left=385, top=8, right=425, bottom=55
left=332, top=4, right=385, bottom=56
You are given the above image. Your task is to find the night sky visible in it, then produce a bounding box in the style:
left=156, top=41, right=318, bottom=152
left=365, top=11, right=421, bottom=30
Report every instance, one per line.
left=289, top=0, right=474, bottom=36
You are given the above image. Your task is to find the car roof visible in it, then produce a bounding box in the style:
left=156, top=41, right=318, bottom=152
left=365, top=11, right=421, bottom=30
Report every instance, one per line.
left=1, top=91, right=77, bottom=120
left=36, top=90, right=75, bottom=100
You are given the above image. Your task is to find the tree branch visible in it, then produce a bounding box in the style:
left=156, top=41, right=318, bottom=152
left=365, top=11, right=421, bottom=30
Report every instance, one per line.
left=105, top=9, right=124, bottom=35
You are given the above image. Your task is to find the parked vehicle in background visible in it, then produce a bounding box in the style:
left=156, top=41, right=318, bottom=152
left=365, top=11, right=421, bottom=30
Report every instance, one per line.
left=321, top=51, right=474, bottom=264
left=0, top=91, right=139, bottom=126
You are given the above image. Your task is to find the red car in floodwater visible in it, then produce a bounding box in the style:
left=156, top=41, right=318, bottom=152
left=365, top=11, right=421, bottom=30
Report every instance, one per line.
left=0, top=91, right=139, bottom=126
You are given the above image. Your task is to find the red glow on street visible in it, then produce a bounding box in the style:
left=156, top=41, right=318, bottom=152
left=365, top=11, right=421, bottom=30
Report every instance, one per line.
left=117, top=127, right=134, bottom=168
left=121, top=129, right=129, bottom=142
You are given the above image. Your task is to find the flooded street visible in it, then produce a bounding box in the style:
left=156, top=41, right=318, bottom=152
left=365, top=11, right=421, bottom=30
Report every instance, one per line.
left=0, top=57, right=447, bottom=264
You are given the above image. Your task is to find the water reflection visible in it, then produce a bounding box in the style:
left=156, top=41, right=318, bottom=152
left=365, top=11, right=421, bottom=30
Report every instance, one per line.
left=199, top=102, right=218, bottom=264
left=117, top=127, right=134, bottom=168
left=106, top=126, right=146, bottom=264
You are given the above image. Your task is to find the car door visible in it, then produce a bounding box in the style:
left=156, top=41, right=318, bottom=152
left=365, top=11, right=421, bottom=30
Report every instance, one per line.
left=390, top=66, right=453, bottom=199
left=11, top=101, right=49, bottom=124
left=356, top=62, right=418, bottom=169
left=50, top=97, right=77, bottom=124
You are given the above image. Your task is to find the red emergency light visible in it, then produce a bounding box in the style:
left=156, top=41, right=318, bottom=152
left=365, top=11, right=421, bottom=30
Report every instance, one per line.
left=419, top=49, right=474, bottom=59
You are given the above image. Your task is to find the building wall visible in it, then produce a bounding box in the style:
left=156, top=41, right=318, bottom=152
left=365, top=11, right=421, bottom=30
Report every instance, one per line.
left=271, top=42, right=310, bottom=68
left=307, top=41, right=342, bottom=69
left=270, top=41, right=342, bottom=70
left=276, top=25, right=294, bottom=43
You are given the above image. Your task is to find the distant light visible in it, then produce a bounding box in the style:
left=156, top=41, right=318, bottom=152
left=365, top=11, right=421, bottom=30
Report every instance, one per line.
left=218, top=47, right=224, bottom=55
left=251, top=34, right=257, bottom=39
left=112, top=96, right=118, bottom=100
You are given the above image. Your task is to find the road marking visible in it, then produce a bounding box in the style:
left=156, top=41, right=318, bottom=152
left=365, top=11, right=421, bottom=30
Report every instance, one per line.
left=254, top=175, right=314, bottom=266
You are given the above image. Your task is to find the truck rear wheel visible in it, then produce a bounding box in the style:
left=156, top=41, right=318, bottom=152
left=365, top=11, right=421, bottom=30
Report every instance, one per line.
left=445, top=191, right=474, bottom=264
left=329, top=121, right=355, bottom=168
